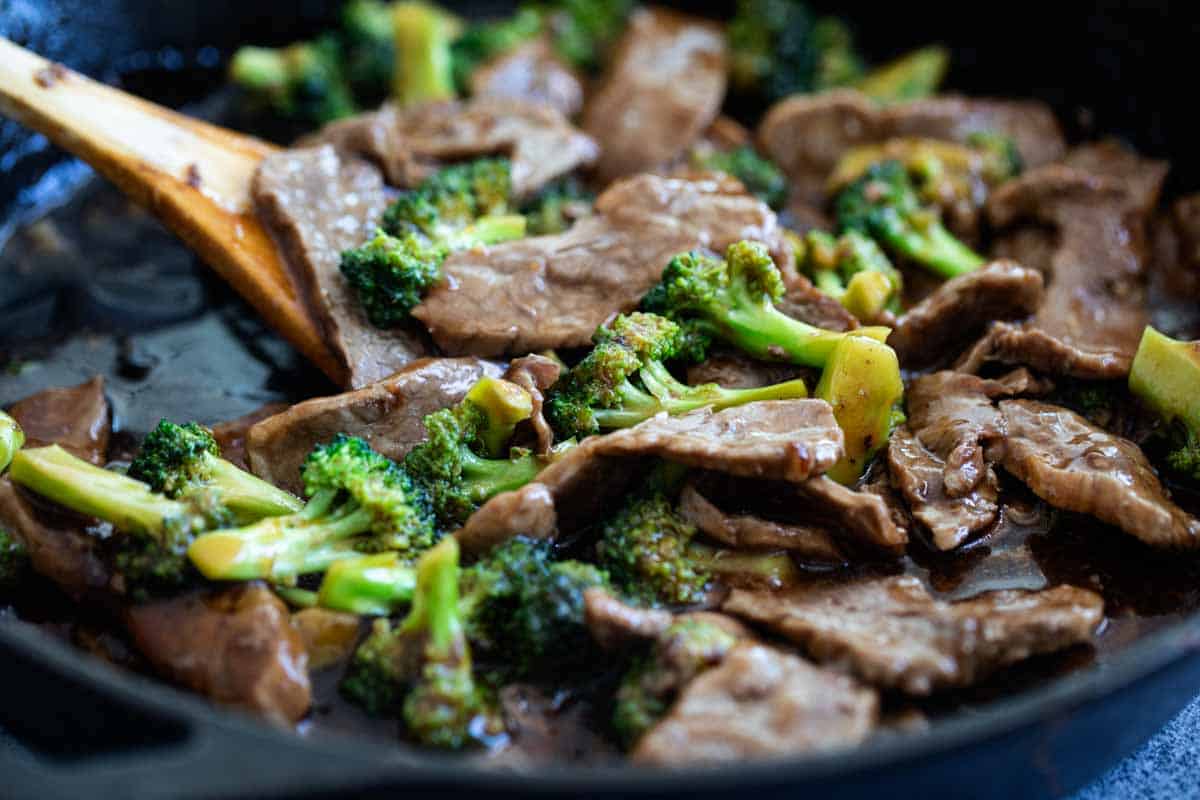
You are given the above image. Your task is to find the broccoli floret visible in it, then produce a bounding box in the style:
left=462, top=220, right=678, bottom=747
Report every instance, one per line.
left=451, top=6, right=544, bottom=90
left=1, top=409, right=23, bottom=473
left=835, top=160, right=986, bottom=279
left=538, top=0, right=632, bottom=71
left=727, top=0, right=863, bottom=107
left=342, top=538, right=498, bottom=749
left=854, top=45, right=949, bottom=104
left=187, top=435, right=435, bottom=583
left=520, top=176, right=595, bottom=236
left=459, top=536, right=610, bottom=682
left=404, top=378, right=546, bottom=530
left=641, top=240, right=891, bottom=367
left=545, top=312, right=810, bottom=441
left=392, top=1, right=458, bottom=107
left=9, top=445, right=220, bottom=598
left=1129, top=326, right=1200, bottom=481
left=597, top=465, right=709, bottom=607
left=229, top=35, right=357, bottom=125
left=342, top=159, right=526, bottom=327
left=815, top=335, right=905, bottom=483
left=316, top=551, right=417, bottom=615
left=128, top=420, right=301, bottom=522
left=965, top=131, right=1024, bottom=183
left=0, top=526, right=30, bottom=592
left=796, top=230, right=903, bottom=322
left=340, top=0, right=398, bottom=105
left=689, top=145, right=788, bottom=210
left=612, top=618, right=739, bottom=747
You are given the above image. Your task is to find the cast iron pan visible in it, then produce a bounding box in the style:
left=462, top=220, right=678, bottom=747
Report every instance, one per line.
left=3, top=2, right=1200, bottom=797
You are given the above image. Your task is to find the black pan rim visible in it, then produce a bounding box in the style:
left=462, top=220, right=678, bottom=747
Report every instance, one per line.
left=4, top=590, right=1199, bottom=793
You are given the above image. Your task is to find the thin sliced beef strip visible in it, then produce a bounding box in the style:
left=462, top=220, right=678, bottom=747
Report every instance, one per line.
left=777, top=272, right=860, bottom=332
left=887, top=262, right=1044, bottom=369
left=583, top=8, right=727, bottom=183
left=253, top=145, right=429, bottom=388
left=123, top=582, right=311, bottom=724
left=6, top=375, right=110, bottom=464
left=685, top=351, right=814, bottom=391
left=454, top=482, right=557, bottom=556
left=995, top=400, right=1200, bottom=549
left=304, top=97, right=598, bottom=197
left=488, top=684, right=618, bottom=767
left=633, top=642, right=878, bottom=765
left=757, top=91, right=1065, bottom=209
left=469, top=38, right=585, bottom=118
left=724, top=576, right=1103, bottom=694
left=211, top=403, right=289, bottom=471
left=583, top=588, right=750, bottom=654
left=962, top=158, right=1166, bottom=379
left=246, top=357, right=501, bottom=494
left=413, top=173, right=787, bottom=357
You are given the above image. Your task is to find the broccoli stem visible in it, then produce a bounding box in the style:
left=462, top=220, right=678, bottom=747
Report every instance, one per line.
left=459, top=449, right=545, bottom=504
left=1, top=410, right=24, bottom=473
left=9, top=446, right=204, bottom=538
left=854, top=45, right=949, bottom=103
left=202, top=458, right=304, bottom=519
left=392, top=1, right=457, bottom=107
left=464, top=377, right=535, bottom=458
left=1129, top=327, right=1200, bottom=432
left=716, top=301, right=889, bottom=366
left=228, top=47, right=289, bottom=91
left=317, top=552, right=417, bottom=615
left=879, top=211, right=985, bottom=279
left=450, top=214, right=528, bottom=249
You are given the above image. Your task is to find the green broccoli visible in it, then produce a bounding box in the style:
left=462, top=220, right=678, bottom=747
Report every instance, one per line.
left=9, top=445, right=222, bottom=597
left=392, top=1, right=458, bottom=107
left=341, top=537, right=499, bottom=748
left=404, top=377, right=547, bottom=530
left=1, top=409, right=23, bottom=473
left=341, top=158, right=527, bottom=328
left=229, top=35, right=357, bottom=125
left=1129, top=326, right=1200, bottom=481
left=538, top=0, right=632, bottom=71
left=128, top=420, right=301, bottom=522
left=545, top=312, right=811, bottom=441
left=640, top=240, right=890, bottom=367
left=520, top=176, right=595, bottom=236
left=316, top=551, right=417, bottom=615
left=795, top=230, right=903, bottom=321
left=612, top=617, right=739, bottom=747
left=450, top=6, right=544, bottom=91
left=854, top=45, right=950, bottom=104
left=689, top=145, right=789, bottom=210
left=727, top=0, right=863, bottom=106
left=596, top=463, right=709, bottom=607
left=187, top=435, right=435, bottom=583
left=684, top=542, right=802, bottom=587
left=0, top=526, right=30, bottom=592
left=835, top=160, right=986, bottom=279
left=965, top=131, right=1024, bottom=183
left=458, top=535, right=610, bottom=682
left=340, top=0, right=398, bottom=105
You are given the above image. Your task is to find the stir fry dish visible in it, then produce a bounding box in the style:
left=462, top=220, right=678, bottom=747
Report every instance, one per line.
left=5, top=0, right=1200, bottom=769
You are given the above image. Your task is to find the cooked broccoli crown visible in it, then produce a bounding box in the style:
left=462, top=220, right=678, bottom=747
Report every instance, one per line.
left=187, top=435, right=436, bottom=583
left=612, top=618, right=739, bottom=746
left=690, top=145, right=788, bottom=210
left=854, top=45, right=949, bottom=104
left=1, top=409, right=24, bottom=473
left=835, top=160, right=985, bottom=279
left=520, top=176, right=595, bottom=236
left=459, top=536, right=609, bottom=681
left=341, top=538, right=496, bottom=748
left=229, top=35, right=357, bottom=125
left=404, top=380, right=542, bottom=529
left=727, top=0, right=863, bottom=105
left=128, top=420, right=301, bottom=520
left=451, top=6, right=544, bottom=90
left=340, top=0, right=398, bottom=104
left=0, top=526, right=30, bottom=591
left=343, top=159, right=525, bottom=328
left=642, top=240, right=890, bottom=367
left=797, top=230, right=903, bottom=321
left=539, top=0, right=633, bottom=71
left=597, top=477, right=709, bottom=607
left=1166, top=425, right=1200, bottom=481
left=965, top=131, right=1024, bottom=182
left=546, top=311, right=809, bottom=440
left=392, top=1, right=458, bottom=107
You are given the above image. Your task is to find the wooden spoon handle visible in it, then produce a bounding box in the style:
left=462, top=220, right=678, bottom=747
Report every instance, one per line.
left=0, top=37, right=344, bottom=384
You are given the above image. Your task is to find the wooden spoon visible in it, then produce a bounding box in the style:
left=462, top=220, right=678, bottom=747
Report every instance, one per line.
left=0, top=37, right=344, bottom=383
